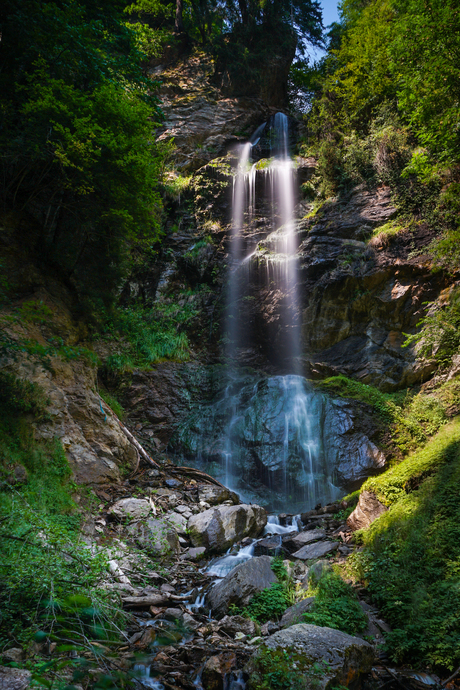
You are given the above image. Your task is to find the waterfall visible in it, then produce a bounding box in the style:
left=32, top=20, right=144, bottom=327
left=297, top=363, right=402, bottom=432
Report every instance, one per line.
left=180, top=114, right=343, bottom=512
left=225, top=113, right=300, bottom=368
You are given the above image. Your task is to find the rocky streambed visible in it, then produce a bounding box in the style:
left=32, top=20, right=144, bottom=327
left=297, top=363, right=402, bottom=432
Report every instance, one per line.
left=69, top=464, right=398, bottom=690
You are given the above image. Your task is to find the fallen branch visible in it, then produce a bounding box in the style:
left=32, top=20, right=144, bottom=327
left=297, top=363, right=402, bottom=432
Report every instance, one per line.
left=383, top=667, right=407, bottom=690
left=169, top=465, right=227, bottom=489
left=442, top=666, right=460, bottom=687
left=99, top=397, right=160, bottom=469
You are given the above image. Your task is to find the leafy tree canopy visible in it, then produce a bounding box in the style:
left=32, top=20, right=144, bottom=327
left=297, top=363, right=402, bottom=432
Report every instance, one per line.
left=0, top=0, right=165, bottom=308
left=301, top=0, right=460, bottom=168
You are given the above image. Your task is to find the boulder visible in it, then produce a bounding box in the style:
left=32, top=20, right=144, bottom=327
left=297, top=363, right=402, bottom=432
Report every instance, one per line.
left=164, top=608, right=183, bottom=622
left=218, top=615, right=259, bottom=637
left=0, top=666, right=31, bottom=690
left=181, top=546, right=207, bottom=561
left=292, top=541, right=338, bottom=561
left=254, top=536, right=286, bottom=557
left=207, top=556, right=277, bottom=618
left=247, top=624, right=374, bottom=690
left=108, top=498, right=151, bottom=521
left=283, top=529, right=326, bottom=553
left=347, top=491, right=388, bottom=531
left=202, top=652, right=237, bottom=690
left=126, top=517, right=180, bottom=557
left=280, top=598, right=316, bottom=628
left=188, top=504, right=267, bottom=553
left=0, top=649, right=23, bottom=664
left=198, top=484, right=240, bottom=506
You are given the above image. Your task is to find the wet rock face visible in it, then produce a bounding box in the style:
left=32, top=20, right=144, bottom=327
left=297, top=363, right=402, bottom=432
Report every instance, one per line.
left=207, top=555, right=277, bottom=618
left=247, top=624, right=374, bottom=690
left=187, top=504, right=267, bottom=553
left=175, top=374, right=385, bottom=510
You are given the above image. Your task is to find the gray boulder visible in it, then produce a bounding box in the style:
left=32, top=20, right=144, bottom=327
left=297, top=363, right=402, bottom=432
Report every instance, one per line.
left=126, top=517, right=180, bottom=557
left=280, top=598, right=316, bottom=628
left=218, top=615, right=259, bottom=637
left=347, top=491, right=388, bottom=531
left=207, top=556, right=277, bottom=618
left=292, top=541, right=338, bottom=561
left=247, top=624, right=374, bottom=690
left=0, top=666, right=31, bottom=690
left=188, top=504, right=267, bottom=553
left=109, top=498, right=151, bottom=521
left=198, top=484, right=240, bottom=506
left=283, top=529, right=326, bottom=553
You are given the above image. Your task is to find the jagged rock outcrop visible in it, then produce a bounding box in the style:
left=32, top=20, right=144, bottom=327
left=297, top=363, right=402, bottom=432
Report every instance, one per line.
left=153, top=53, right=278, bottom=171
left=0, top=291, right=137, bottom=484
left=347, top=490, right=388, bottom=530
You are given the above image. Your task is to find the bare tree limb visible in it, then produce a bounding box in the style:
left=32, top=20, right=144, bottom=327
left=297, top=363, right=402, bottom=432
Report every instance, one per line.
left=99, top=397, right=160, bottom=469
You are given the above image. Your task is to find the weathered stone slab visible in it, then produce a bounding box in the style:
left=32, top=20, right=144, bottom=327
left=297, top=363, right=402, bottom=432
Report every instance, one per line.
left=292, top=540, right=338, bottom=561
left=283, top=529, right=326, bottom=553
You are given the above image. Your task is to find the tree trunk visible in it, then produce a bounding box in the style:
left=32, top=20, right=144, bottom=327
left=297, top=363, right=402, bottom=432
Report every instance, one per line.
left=175, top=0, right=184, bottom=32
left=238, top=0, right=249, bottom=25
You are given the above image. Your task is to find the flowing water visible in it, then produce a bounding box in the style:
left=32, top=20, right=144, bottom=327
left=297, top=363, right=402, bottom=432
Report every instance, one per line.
left=219, top=113, right=337, bottom=510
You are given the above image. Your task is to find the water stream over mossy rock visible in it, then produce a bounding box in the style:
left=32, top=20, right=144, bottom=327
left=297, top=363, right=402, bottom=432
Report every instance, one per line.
left=173, top=373, right=385, bottom=512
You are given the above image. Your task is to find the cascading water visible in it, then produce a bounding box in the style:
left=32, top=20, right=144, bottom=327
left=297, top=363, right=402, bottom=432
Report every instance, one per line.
left=174, top=114, right=350, bottom=512
left=216, top=114, right=342, bottom=511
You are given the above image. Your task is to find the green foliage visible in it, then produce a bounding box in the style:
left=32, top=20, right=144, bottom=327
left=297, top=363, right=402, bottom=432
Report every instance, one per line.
left=103, top=301, right=196, bottom=372
left=319, top=375, right=398, bottom=422
left=271, top=556, right=290, bottom=581
left=0, top=372, right=48, bottom=415
left=404, top=290, right=460, bottom=368
left=302, top=571, right=366, bottom=635
left=354, top=418, right=460, bottom=667
left=0, top=0, right=165, bottom=307
left=231, top=558, right=293, bottom=623
left=362, top=417, right=460, bottom=506
left=0, top=376, right=126, bottom=650
left=244, top=583, right=291, bottom=624
left=388, top=0, right=460, bottom=164
left=368, top=219, right=405, bottom=244
left=0, top=327, right=99, bottom=369
left=17, top=300, right=53, bottom=324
